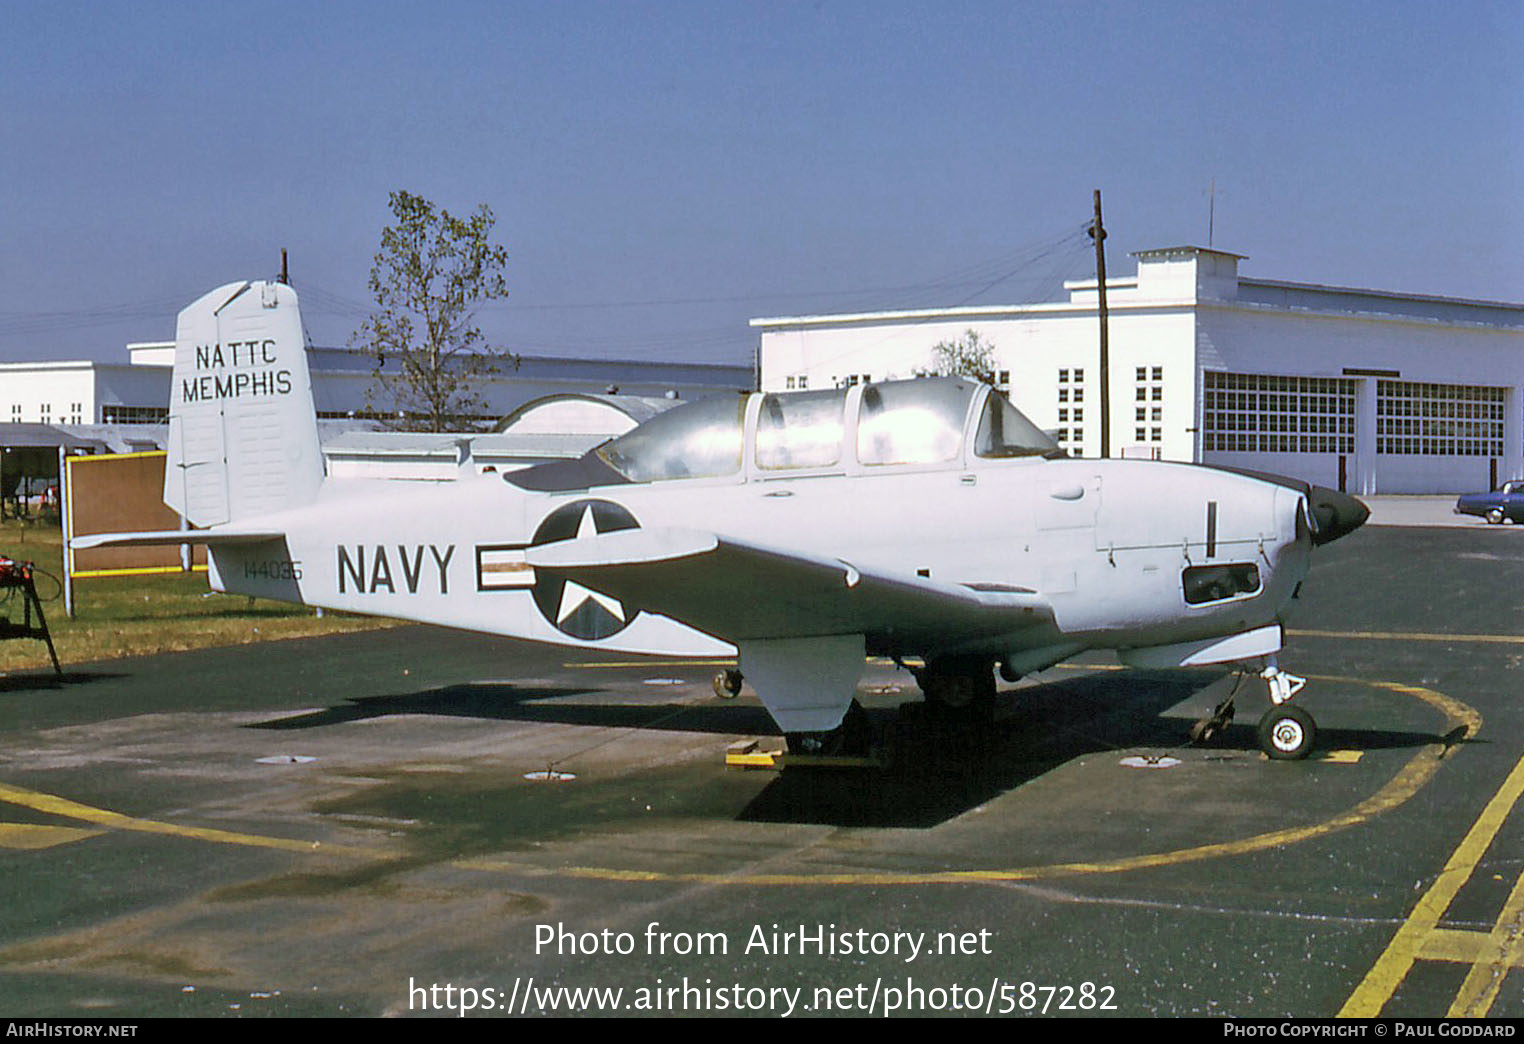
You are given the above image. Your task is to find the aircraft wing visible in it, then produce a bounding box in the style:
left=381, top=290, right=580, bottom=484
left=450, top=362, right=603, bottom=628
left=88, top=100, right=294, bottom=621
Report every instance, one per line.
left=524, top=527, right=1052, bottom=643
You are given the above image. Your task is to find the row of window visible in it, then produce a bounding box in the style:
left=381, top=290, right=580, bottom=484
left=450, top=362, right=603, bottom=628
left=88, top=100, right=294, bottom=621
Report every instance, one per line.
left=8, top=403, right=87, bottom=423
left=1204, top=414, right=1355, bottom=434
left=99, top=405, right=168, bottom=424
left=1375, top=380, right=1505, bottom=456
left=1202, top=372, right=1359, bottom=454
left=1204, top=372, right=1510, bottom=457
left=1209, top=433, right=1355, bottom=455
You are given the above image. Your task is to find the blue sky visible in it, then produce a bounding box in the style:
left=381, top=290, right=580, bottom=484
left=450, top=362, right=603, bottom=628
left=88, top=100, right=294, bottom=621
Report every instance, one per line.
left=3, top=1, right=1521, bottom=365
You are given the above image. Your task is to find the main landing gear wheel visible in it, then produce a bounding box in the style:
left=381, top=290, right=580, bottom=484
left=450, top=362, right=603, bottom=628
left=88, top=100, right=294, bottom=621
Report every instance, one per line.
left=1258, top=704, right=1316, bottom=760
left=786, top=699, right=871, bottom=758
left=712, top=669, right=743, bottom=699
left=913, top=657, right=997, bottom=723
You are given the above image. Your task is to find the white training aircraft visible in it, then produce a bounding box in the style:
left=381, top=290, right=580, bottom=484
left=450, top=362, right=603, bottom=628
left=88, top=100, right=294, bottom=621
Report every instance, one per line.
left=78, top=280, right=1368, bottom=760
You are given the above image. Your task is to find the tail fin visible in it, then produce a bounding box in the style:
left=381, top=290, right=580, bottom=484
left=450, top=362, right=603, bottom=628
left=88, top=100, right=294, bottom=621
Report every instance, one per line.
left=164, top=280, right=324, bottom=526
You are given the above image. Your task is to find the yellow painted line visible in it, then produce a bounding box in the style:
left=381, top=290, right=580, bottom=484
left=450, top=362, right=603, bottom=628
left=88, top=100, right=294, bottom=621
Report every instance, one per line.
left=0, top=823, right=104, bottom=850
left=1339, top=739, right=1524, bottom=1018
left=1290, top=628, right=1524, bottom=646
left=71, top=565, right=209, bottom=579
left=0, top=783, right=380, bottom=858
left=1448, top=847, right=1524, bottom=1017
left=65, top=450, right=167, bottom=464
left=1319, top=750, right=1364, bottom=764
left=1419, top=928, right=1492, bottom=964
left=0, top=680, right=1475, bottom=894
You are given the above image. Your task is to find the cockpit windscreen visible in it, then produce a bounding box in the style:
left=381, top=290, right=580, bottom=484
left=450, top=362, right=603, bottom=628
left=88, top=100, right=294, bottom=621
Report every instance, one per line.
left=974, top=390, right=1061, bottom=458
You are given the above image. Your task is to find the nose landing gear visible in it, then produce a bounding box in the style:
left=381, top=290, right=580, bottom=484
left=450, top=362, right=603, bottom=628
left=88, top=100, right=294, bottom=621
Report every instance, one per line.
left=1190, top=657, right=1317, bottom=760
left=1256, top=660, right=1315, bottom=759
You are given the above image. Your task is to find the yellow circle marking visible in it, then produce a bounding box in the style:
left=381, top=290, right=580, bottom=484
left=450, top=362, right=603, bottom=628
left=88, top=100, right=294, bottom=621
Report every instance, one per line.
left=0, top=677, right=1477, bottom=888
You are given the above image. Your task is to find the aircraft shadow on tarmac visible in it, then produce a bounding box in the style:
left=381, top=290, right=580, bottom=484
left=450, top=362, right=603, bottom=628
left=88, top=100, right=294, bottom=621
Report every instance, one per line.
left=247, top=683, right=778, bottom=734
left=244, top=670, right=1457, bottom=830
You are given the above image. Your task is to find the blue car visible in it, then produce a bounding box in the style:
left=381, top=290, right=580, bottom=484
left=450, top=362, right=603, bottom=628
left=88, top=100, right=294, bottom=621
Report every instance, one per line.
left=1455, top=480, right=1524, bottom=524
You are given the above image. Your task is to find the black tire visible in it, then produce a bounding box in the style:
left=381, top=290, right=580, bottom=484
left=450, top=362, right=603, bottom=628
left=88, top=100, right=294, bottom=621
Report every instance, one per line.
left=1486, top=507, right=1505, bottom=525
left=1257, top=704, right=1316, bottom=760
left=712, top=669, right=742, bottom=699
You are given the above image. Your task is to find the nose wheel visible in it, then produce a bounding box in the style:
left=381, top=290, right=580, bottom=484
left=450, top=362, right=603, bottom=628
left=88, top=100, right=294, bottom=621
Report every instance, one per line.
left=1257, top=703, right=1316, bottom=760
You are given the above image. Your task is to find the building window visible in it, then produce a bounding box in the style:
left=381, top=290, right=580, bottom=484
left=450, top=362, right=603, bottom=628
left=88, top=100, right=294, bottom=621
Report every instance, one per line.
left=1202, top=371, right=1356, bottom=454
left=100, top=405, right=169, bottom=424
left=1375, top=380, right=1505, bottom=457
left=786, top=377, right=796, bottom=390
left=798, top=375, right=808, bottom=390
left=1059, top=368, right=1086, bottom=440
left=1133, top=367, right=1165, bottom=445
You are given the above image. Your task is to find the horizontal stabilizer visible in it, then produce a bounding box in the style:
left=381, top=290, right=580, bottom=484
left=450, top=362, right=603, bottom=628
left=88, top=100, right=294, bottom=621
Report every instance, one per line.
left=525, top=527, right=1052, bottom=643
left=70, top=528, right=285, bottom=550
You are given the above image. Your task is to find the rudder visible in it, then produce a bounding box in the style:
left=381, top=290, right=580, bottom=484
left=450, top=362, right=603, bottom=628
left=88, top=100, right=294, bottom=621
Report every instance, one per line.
left=164, top=280, right=323, bottom=526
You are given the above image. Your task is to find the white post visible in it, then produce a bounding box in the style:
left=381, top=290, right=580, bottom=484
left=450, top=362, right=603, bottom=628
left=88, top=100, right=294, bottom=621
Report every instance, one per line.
left=1354, top=377, right=1378, bottom=496
left=59, top=446, right=75, bottom=619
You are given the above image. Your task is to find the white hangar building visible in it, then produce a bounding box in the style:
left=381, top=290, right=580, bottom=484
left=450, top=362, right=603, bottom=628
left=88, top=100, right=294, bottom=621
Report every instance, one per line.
left=752, top=246, right=1524, bottom=495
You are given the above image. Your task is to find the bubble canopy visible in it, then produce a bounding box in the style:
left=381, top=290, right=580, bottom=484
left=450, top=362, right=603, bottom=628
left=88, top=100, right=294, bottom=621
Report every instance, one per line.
left=509, top=377, right=1059, bottom=491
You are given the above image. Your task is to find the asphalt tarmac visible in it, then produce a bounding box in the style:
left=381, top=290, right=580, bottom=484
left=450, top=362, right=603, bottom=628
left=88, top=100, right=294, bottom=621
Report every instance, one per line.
left=0, top=519, right=1521, bottom=1018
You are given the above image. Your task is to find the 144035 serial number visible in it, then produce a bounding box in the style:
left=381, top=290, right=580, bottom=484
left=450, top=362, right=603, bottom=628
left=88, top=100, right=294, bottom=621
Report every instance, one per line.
left=243, top=559, right=302, bottom=581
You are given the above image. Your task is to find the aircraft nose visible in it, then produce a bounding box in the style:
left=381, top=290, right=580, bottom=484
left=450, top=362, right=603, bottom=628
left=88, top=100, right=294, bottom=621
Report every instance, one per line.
left=1306, top=485, right=1369, bottom=546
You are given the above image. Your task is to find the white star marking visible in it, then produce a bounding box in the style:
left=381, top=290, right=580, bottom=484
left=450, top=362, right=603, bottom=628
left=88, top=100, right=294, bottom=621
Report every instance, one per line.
left=555, top=505, right=628, bottom=628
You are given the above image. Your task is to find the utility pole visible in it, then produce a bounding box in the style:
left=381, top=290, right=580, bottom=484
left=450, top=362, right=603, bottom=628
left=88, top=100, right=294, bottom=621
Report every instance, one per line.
left=1207, top=178, right=1216, bottom=248
left=1089, top=189, right=1111, bottom=458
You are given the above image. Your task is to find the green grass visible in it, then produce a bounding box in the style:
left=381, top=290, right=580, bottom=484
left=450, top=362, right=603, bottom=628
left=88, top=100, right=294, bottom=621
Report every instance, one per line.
left=0, top=517, right=396, bottom=673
